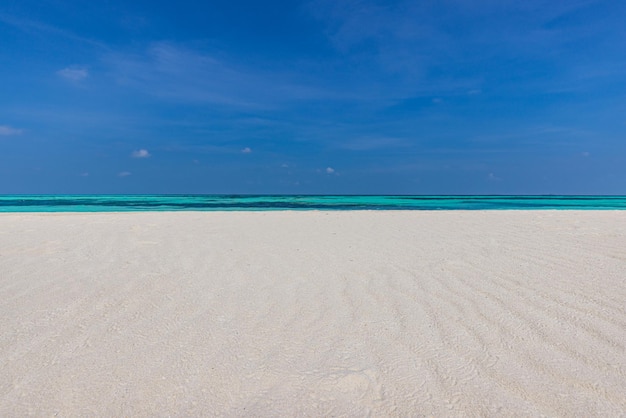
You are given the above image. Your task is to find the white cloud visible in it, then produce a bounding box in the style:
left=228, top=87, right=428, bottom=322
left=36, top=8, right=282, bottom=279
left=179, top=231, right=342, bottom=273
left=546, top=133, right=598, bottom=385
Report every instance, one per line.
left=79, top=172, right=89, bottom=177
left=57, top=67, right=88, bottom=81
left=326, top=167, right=335, bottom=174
left=241, top=147, right=252, bottom=153
left=0, top=125, right=22, bottom=136
left=131, top=149, right=151, bottom=158
left=118, top=171, right=132, bottom=177
left=581, top=151, right=590, bottom=157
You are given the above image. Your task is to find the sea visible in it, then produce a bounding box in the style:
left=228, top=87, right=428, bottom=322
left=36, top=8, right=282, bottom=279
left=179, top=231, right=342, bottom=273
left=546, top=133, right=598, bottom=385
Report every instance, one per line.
left=1, top=195, right=625, bottom=212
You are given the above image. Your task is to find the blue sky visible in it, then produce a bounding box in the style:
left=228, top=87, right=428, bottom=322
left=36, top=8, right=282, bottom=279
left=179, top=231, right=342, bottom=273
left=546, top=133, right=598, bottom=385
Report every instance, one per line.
left=1, top=0, right=625, bottom=194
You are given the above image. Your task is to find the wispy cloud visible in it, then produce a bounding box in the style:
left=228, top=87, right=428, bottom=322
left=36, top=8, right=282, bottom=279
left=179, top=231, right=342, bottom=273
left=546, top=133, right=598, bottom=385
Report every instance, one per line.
left=131, top=149, right=151, bottom=158
left=309, top=0, right=602, bottom=56
left=0, top=13, right=108, bottom=49
left=305, top=0, right=470, bottom=94
left=0, top=125, right=23, bottom=136
left=325, top=167, right=335, bottom=174
left=57, top=67, right=89, bottom=81
left=104, top=42, right=332, bottom=108
left=306, top=0, right=623, bottom=96
left=241, top=147, right=252, bottom=154
left=118, top=171, right=132, bottom=177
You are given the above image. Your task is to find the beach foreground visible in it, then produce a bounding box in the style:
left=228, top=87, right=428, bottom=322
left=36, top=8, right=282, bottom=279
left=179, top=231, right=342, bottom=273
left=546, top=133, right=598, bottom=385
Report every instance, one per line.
left=1, top=211, right=625, bottom=416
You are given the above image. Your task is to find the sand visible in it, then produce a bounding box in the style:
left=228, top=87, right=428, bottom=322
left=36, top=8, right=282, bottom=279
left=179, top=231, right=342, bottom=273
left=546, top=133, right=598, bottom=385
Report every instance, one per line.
left=0, top=211, right=625, bottom=416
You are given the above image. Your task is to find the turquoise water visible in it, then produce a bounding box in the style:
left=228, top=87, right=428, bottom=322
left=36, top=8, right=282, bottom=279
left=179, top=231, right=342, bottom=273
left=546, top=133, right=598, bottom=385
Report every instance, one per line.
left=1, top=195, right=625, bottom=212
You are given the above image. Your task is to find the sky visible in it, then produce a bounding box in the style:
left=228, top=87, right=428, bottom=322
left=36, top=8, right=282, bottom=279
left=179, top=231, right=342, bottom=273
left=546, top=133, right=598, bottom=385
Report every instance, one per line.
left=1, top=0, right=625, bottom=194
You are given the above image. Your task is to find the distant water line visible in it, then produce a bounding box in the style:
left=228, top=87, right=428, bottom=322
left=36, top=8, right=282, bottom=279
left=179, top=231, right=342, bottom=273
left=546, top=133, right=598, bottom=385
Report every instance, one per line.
left=1, top=195, right=626, bottom=212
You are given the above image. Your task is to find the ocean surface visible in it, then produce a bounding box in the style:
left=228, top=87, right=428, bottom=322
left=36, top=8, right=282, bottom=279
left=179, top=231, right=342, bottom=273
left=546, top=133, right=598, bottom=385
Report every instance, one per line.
left=1, top=195, right=626, bottom=212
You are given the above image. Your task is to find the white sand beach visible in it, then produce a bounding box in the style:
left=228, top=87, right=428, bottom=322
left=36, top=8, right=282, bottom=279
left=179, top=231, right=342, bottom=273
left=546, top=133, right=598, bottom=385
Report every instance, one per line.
left=1, top=211, right=625, bottom=416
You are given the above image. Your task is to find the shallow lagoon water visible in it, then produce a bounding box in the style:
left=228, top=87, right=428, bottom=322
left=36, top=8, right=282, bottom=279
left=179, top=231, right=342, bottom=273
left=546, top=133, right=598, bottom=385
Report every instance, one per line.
left=1, top=195, right=626, bottom=212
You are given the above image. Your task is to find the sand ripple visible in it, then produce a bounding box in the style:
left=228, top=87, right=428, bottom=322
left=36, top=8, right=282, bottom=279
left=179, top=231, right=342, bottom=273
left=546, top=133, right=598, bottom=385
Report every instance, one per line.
left=1, top=211, right=625, bottom=416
